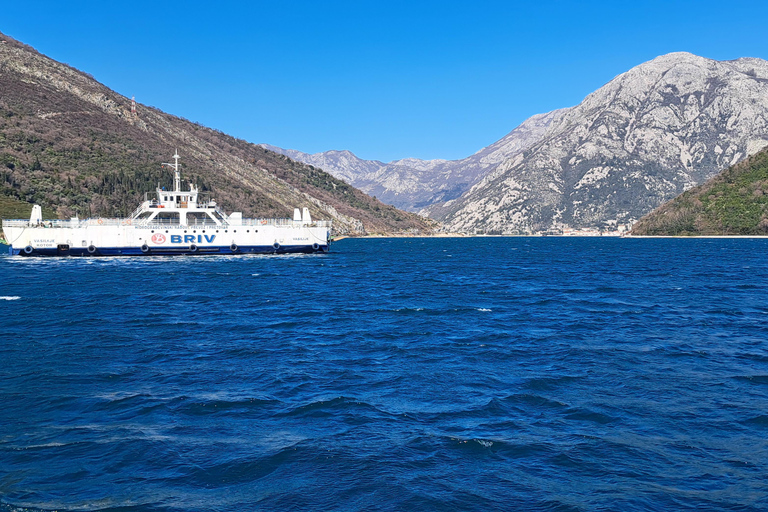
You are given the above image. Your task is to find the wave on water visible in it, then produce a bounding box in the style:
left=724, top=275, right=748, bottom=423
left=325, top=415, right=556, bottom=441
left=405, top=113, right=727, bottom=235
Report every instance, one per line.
left=3, top=237, right=768, bottom=511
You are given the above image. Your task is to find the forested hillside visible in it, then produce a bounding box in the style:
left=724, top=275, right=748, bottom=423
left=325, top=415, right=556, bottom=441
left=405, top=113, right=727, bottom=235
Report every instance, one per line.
left=631, top=145, right=768, bottom=235
left=0, top=32, right=434, bottom=235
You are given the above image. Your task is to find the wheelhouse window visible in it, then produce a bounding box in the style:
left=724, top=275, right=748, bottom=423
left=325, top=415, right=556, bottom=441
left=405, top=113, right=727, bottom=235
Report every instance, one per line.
left=154, top=212, right=180, bottom=224
left=187, top=212, right=216, bottom=225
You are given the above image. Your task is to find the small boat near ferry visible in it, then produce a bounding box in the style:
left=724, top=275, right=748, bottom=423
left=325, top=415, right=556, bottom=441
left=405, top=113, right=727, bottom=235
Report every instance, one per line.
left=1, top=152, right=331, bottom=256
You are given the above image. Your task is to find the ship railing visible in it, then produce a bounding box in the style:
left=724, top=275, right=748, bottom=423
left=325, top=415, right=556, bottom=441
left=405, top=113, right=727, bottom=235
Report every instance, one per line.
left=2, top=219, right=90, bottom=228
left=239, top=218, right=332, bottom=227
left=186, top=219, right=222, bottom=227
left=132, top=219, right=221, bottom=228
left=128, top=203, right=146, bottom=219
left=132, top=218, right=182, bottom=227
left=2, top=218, right=333, bottom=229
left=85, top=218, right=133, bottom=226
left=3, top=218, right=133, bottom=228
left=239, top=218, right=294, bottom=227
left=2, top=219, right=34, bottom=227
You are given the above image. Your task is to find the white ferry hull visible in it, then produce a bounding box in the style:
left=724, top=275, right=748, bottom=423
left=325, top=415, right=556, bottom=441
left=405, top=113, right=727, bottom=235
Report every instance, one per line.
left=3, top=223, right=330, bottom=257
left=2, top=152, right=333, bottom=257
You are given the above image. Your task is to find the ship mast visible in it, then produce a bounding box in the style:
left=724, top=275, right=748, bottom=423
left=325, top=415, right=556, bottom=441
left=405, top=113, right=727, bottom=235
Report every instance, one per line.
left=173, top=150, right=181, bottom=191
left=163, top=150, right=182, bottom=192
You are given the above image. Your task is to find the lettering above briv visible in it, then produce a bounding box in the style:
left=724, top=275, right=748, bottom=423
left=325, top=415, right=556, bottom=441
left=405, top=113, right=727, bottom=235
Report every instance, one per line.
left=170, top=234, right=216, bottom=244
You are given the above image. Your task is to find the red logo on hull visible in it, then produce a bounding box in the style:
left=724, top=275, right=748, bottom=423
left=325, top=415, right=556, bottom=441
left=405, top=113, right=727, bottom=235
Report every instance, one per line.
left=151, top=234, right=166, bottom=244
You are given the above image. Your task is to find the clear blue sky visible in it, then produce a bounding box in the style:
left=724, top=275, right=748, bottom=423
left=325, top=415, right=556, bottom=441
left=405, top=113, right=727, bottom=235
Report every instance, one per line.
left=4, top=1, right=768, bottom=162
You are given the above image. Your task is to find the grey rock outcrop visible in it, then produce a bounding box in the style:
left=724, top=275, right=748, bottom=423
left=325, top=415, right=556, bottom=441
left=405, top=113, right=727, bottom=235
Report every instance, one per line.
left=261, top=108, right=566, bottom=212
left=265, top=52, right=768, bottom=233
left=428, top=52, right=768, bottom=233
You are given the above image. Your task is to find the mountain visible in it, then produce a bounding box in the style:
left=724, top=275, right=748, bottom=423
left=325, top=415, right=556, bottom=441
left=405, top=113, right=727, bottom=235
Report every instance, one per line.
left=266, top=53, right=768, bottom=234
left=0, top=32, right=434, bottom=236
left=426, top=52, right=768, bottom=233
left=260, top=108, right=567, bottom=212
left=630, top=144, right=768, bottom=235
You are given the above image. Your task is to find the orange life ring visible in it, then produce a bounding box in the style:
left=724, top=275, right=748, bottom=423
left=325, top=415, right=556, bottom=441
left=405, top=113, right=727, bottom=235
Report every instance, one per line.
left=98, top=219, right=103, bottom=225
left=125, top=219, right=132, bottom=225
left=261, top=220, right=267, bottom=225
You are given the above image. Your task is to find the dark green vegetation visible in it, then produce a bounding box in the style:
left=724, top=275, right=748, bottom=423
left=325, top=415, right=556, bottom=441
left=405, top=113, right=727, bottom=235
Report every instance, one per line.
left=632, top=145, right=768, bottom=236
left=0, top=32, right=433, bottom=235
left=0, top=194, right=54, bottom=220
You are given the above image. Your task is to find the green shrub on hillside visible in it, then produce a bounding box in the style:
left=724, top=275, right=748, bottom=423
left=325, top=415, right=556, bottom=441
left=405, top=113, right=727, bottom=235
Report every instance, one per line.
left=633, top=147, right=768, bottom=235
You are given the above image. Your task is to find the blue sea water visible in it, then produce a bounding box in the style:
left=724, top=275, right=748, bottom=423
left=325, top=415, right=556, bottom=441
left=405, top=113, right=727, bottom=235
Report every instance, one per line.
left=1, top=237, right=768, bottom=511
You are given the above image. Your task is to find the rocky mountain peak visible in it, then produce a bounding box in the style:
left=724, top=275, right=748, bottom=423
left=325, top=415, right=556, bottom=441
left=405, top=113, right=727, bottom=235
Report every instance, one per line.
left=261, top=52, right=768, bottom=233
left=428, top=52, right=768, bottom=233
left=262, top=106, right=569, bottom=211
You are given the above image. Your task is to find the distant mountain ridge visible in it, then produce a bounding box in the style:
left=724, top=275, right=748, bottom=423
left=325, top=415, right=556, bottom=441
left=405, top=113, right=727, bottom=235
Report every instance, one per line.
left=260, top=108, right=567, bottom=212
left=0, top=31, right=433, bottom=235
left=9, top=33, right=766, bottom=236
left=430, top=52, right=768, bottom=233
left=267, top=52, right=768, bottom=234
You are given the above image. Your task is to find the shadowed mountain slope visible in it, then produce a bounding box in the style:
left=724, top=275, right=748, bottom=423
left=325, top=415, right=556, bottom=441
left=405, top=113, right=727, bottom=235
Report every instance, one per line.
left=427, top=52, right=768, bottom=233
left=631, top=144, right=768, bottom=236
left=262, top=108, right=567, bottom=212
left=0, top=32, right=433, bottom=235
left=267, top=53, right=768, bottom=234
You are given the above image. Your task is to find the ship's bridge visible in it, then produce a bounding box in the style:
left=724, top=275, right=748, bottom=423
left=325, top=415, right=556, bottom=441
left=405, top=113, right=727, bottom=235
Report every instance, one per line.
left=129, top=152, right=229, bottom=227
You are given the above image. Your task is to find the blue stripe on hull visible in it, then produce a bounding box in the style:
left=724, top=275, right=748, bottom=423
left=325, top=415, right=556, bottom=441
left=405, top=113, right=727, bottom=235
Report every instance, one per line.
left=13, top=244, right=329, bottom=257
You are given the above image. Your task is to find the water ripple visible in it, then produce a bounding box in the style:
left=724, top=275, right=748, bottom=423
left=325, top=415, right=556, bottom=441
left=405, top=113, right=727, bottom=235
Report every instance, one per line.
left=2, top=238, right=768, bottom=511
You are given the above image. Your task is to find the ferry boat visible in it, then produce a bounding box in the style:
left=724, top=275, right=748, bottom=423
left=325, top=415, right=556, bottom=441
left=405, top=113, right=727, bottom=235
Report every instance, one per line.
left=1, top=152, right=332, bottom=256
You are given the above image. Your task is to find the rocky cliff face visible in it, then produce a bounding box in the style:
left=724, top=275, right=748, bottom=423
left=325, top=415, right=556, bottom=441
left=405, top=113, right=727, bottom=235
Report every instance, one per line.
left=268, top=52, right=768, bottom=234
left=427, top=53, right=768, bottom=233
left=630, top=144, right=768, bottom=236
left=261, top=108, right=567, bottom=212
left=0, top=32, right=433, bottom=235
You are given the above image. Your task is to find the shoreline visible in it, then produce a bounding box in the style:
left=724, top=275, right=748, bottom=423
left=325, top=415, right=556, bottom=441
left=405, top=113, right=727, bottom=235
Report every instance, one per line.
left=333, top=233, right=768, bottom=240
